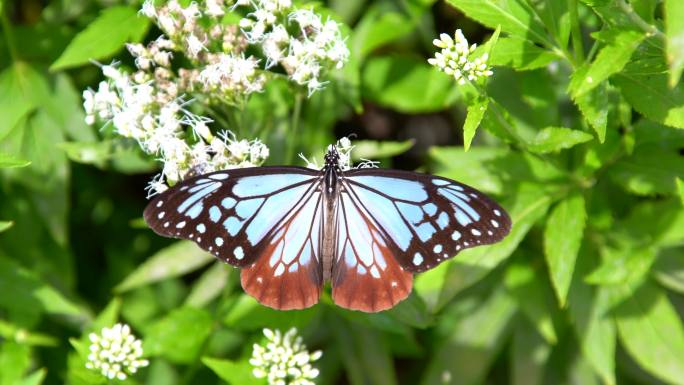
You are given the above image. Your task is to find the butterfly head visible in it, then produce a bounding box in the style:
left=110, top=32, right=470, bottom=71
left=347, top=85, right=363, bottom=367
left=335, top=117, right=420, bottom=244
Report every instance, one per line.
left=324, top=145, right=340, bottom=170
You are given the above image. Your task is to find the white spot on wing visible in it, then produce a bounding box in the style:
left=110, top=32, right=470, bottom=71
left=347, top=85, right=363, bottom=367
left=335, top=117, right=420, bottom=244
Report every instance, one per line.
left=471, top=228, right=481, bottom=236
left=412, top=252, right=424, bottom=266
left=156, top=201, right=163, bottom=207
left=451, top=231, right=461, bottom=240
left=370, top=266, right=380, bottom=278
left=215, top=237, right=224, bottom=246
left=209, top=173, right=229, bottom=180
left=157, top=212, right=165, bottom=219
left=176, top=221, right=186, bottom=228
left=433, top=244, right=443, bottom=253
left=494, top=209, right=501, bottom=216
left=274, top=263, right=285, bottom=277
left=491, top=219, right=499, bottom=228
left=196, top=223, right=206, bottom=233
left=234, top=246, right=244, bottom=260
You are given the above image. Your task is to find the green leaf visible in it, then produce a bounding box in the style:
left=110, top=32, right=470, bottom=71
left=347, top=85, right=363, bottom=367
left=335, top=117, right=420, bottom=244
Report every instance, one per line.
left=0, top=153, right=30, bottom=168
left=421, top=286, right=516, bottom=385
left=608, top=121, right=684, bottom=195
left=504, top=260, right=558, bottom=344
left=446, top=0, right=551, bottom=47
left=144, top=307, right=213, bottom=364
left=435, top=183, right=552, bottom=309
left=585, top=246, right=656, bottom=287
left=115, top=241, right=215, bottom=292
left=203, top=357, right=264, bottom=385
left=58, top=141, right=113, bottom=168
left=184, top=262, right=230, bottom=308
left=568, top=251, right=616, bottom=385
left=527, top=127, right=593, bottom=153
left=331, top=318, right=398, bottom=385
left=0, top=257, right=83, bottom=327
left=351, top=140, right=414, bottom=160
left=677, top=177, right=684, bottom=205
left=15, top=369, right=47, bottom=385
left=0, top=221, right=13, bottom=233
left=50, top=6, right=150, bottom=71
left=569, top=29, right=645, bottom=97
left=362, top=55, right=459, bottom=113
left=351, top=7, right=415, bottom=59
left=489, top=37, right=559, bottom=71
left=665, top=0, right=684, bottom=86
left=544, top=193, right=586, bottom=307
left=463, top=97, right=489, bottom=151
left=0, top=63, right=49, bottom=140
left=224, top=295, right=318, bottom=331
left=612, top=44, right=684, bottom=129
left=532, top=0, right=571, bottom=50
left=573, top=83, right=609, bottom=142
left=0, top=341, right=30, bottom=385
left=511, top=319, right=551, bottom=385
left=614, top=281, right=684, bottom=385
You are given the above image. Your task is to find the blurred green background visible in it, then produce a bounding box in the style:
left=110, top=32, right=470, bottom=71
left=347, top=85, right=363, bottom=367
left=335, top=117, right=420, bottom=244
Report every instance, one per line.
left=2, top=0, right=684, bottom=384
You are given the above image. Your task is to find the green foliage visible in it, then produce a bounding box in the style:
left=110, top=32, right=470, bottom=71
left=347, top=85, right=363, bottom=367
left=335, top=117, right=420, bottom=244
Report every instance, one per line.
left=1, top=0, right=684, bottom=384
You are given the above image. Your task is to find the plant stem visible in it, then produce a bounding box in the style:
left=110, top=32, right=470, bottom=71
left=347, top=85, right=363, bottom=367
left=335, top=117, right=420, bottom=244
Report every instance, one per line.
left=569, top=0, right=585, bottom=64
left=285, top=91, right=303, bottom=164
left=617, top=0, right=666, bottom=40
left=1, top=4, right=18, bottom=62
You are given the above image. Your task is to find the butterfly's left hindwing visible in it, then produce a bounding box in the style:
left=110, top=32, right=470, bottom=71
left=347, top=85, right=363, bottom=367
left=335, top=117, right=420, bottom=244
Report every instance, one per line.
left=144, top=167, right=321, bottom=268
left=341, top=169, right=511, bottom=273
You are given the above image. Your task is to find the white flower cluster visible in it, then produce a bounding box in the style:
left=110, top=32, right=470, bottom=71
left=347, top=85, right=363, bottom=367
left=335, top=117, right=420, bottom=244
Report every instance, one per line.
left=428, top=30, right=493, bottom=85
left=250, top=328, right=322, bottom=385
left=236, top=2, right=350, bottom=96
left=83, top=64, right=269, bottom=195
left=85, top=323, right=149, bottom=381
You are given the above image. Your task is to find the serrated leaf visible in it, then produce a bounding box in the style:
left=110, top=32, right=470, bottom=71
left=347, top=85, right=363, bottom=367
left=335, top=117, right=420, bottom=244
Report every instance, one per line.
left=614, top=281, right=684, bottom=385
left=446, top=0, right=551, bottom=47
left=115, top=241, right=214, bottom=292
left=463, top=97, right=489, bottom=151
left=489, top=37, right=559, bottom=70
left=612, top=42, right=684, bottom=129
left=527, top=127, right=593, bottom=153
left=574, top=83, right=609, bottom=142
left=351, top=140, right=414, bottom=160
left=144, top=307, right=213, bottom=364
left=203, top=357, right=264, bottom=385
left=362, top=55, right=459, bottom=113
left=51, top=6, right=149, bottom=71
left=544, top=193, right=586, bottom=307
left=569, top=29, right=645, bottom=97
left=0, top=153, right=30, bottom=168
left=665, top=0, right=684, bottom=86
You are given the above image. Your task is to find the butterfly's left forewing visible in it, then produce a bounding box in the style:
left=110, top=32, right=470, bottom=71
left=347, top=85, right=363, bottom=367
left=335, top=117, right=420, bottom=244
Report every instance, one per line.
left=144, top=167, right=325, bottom=310
left=340, top=169, right=511, bottom=273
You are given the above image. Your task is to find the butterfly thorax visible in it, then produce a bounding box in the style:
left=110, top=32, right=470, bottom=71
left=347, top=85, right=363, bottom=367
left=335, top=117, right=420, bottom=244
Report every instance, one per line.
left=321, top=146, right=342, bottom=281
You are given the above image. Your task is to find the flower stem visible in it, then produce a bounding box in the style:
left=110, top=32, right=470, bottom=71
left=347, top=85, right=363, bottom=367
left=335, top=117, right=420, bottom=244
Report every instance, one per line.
left=285, top=91, right=303, bottom=164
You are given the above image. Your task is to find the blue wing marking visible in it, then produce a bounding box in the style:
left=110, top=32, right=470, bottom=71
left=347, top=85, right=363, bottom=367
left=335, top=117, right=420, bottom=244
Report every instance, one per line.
left=350, top=176, right=428, bottom=202
left=232, top=174, right=314, bottom=197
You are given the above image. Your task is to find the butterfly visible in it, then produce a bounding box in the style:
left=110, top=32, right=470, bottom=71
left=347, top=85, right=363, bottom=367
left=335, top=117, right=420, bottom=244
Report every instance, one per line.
left=143, top=144, right=511, bottom=312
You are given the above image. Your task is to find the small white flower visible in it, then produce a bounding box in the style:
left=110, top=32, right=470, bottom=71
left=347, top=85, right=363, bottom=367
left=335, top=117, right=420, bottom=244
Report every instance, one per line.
left=250, top=328, right=321, bottom=385
left=140, top=0, right=156, bottom=18
left=85, top=323, right=149, bottom=381
left=428, top=29, right=492, bottom=84
left=186, top=34, right=207, bottom=58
